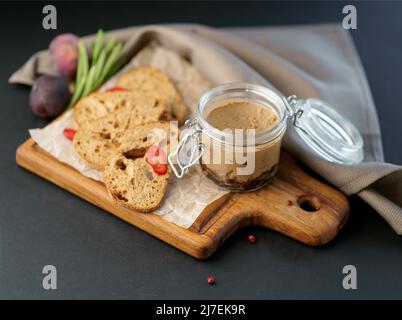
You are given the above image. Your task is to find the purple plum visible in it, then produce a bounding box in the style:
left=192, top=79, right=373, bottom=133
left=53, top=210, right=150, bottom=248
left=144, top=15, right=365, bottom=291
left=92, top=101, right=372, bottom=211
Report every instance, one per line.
left=29, top=75, right=72, bottom=118
left=49, top=33, right=79, bottom=79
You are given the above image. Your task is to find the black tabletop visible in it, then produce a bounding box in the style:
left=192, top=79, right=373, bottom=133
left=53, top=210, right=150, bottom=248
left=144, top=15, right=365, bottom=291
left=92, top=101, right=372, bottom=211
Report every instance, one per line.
left=1, top=1, right=401, bottom=299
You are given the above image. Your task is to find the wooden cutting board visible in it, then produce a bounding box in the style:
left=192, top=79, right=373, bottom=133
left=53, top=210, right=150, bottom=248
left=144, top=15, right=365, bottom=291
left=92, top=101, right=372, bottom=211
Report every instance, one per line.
left=16, top=138, right=349, bottom=259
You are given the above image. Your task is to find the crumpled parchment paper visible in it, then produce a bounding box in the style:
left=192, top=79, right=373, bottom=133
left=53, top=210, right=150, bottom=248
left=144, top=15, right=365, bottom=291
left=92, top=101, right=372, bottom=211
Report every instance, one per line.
left=29, top=44, right=228, bottom=229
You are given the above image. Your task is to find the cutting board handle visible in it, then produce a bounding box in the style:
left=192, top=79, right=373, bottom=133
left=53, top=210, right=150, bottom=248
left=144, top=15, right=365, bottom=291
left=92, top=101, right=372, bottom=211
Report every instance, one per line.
left=192, top=153, right=349, bottom=247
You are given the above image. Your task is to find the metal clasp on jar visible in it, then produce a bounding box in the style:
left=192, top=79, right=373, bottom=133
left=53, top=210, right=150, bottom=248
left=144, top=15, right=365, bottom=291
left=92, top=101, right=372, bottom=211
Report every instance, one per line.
left=168, top=118, right=205, bottom=178
left=285, top=95, right=304, bottom=128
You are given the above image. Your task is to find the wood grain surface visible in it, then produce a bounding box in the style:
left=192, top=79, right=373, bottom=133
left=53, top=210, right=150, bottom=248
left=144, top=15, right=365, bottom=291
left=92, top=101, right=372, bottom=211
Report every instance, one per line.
left=16, top=138, right=349, bottom=259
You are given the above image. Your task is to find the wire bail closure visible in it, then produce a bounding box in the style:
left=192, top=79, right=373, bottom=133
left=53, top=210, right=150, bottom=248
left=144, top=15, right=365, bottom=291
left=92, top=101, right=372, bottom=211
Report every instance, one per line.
left=284, top=95, right=303, bottom=127
left=168, top=118, right=205, bottom=178
left=285, top=95, right=308, bottom=134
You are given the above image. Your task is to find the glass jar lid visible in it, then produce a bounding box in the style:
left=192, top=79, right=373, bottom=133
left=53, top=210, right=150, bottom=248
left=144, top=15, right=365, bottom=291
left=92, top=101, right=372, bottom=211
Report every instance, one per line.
left=286, top=95, right=364, bottom=164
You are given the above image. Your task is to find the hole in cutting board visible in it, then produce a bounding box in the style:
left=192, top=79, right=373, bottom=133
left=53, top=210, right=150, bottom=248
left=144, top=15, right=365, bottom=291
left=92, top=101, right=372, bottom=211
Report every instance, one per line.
left=297, top=195, right=320, bottom=212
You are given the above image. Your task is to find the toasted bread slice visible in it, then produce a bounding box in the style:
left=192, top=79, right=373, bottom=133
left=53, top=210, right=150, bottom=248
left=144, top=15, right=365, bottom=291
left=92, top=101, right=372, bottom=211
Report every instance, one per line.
left=73, top=91, right=170, bottom=128
left=116, top=66, right=188, bottom=124
left=104, top=122, right=179, bottom=212
left=104, top=156, right=170, bottom=212
left=73, top=92, right=171, bottom=170
left=73, top=130, right=116, bottom=170
left=73, top=110, right=132, bottom=170
left=113, top=121, right=178, bottom=156
left=73, top=94, right=171, bottom=170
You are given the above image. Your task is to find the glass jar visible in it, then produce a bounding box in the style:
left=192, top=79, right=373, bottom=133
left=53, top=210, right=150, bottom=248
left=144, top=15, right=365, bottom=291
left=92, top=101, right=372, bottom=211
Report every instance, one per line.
left=168, top=83, right=363, bottom=192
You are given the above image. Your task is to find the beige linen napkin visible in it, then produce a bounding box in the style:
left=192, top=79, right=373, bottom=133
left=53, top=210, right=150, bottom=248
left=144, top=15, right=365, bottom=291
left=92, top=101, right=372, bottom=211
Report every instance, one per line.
left=10, top=24, right=402, bottom=234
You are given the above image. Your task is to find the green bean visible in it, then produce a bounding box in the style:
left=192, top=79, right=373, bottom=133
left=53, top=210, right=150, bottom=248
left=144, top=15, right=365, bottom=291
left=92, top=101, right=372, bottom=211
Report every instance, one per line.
left=92, top=29, right=104, bottom=63
left=82, top=65, right=97, bottom=97
left=105, top=57, right=126, bottom=82
left=104, top=38, right=116, bottom=56
left=93, top=48, right=107, bottom=89
left=67, top=40, right=88, bottom=109
left=99, top=43, right=122, bottom=84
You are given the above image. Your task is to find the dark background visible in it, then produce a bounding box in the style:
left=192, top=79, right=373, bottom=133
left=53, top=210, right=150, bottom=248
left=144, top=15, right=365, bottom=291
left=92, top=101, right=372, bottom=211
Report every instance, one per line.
left=1, top=1, right=401, bottom=299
